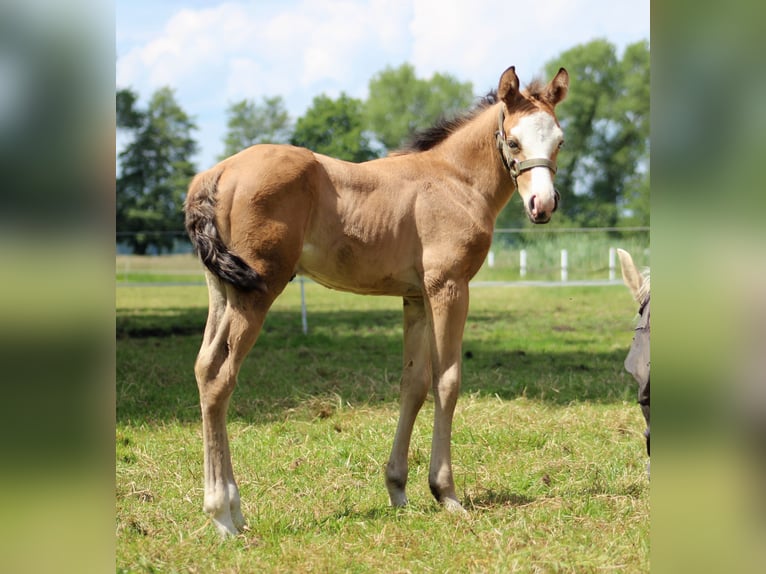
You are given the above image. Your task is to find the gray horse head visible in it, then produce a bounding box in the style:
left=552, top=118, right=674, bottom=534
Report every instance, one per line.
left=617, top=249, right=650, bottom=460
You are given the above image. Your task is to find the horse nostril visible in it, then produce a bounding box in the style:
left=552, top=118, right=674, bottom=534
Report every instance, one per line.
left=553, top=189, right=560, bottom=212
left=528, top=194, right=537, bottom=215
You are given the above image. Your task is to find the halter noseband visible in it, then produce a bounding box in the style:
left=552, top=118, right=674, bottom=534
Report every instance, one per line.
left=495, top=107, right=557, bottom=189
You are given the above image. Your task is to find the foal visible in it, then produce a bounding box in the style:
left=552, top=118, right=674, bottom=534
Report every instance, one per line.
left=185, top=65, right=569, bottom=536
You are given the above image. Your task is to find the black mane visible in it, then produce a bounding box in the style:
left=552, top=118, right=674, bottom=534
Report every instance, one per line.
left=396, top=90, right=499, bottom=154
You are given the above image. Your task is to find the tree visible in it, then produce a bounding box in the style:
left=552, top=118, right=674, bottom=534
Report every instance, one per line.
left=117, top=88, right=143, bottom=130
left=220, top=95, right=292, bottom=160
left=541, top=39, right=650, bottom=228
left=365, top=63, right=474, bottom=151
left=614, top=40, right=650, bottom=226
left=291, top=93, right=377, bottom=162
left=116, top=87, right=198, bottom=254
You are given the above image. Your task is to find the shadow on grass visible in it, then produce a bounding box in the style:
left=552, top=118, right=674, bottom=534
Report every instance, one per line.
left=464, top=489, right=536, bottom=510
left=117, top=306, right=635, bottom=425
left=314, top=492, right=537, bottom=531
left=320, top=503, right=442, bottom=527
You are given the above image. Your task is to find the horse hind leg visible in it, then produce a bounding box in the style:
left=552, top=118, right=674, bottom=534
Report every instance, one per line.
left=195, top=272, right=271, bottom=536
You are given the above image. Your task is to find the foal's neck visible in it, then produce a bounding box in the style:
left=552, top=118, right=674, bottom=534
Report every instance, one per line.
left=435, top=104, right=515, bottom=221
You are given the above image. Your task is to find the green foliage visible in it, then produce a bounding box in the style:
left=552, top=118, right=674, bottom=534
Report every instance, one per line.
left=220, top=96, right=292, bottom=160
left=543, top=39, right=650, bottom=228
left=616, top=41, right=651, bottom=226
left=117, top=87, right=198, bottom=254
left=116, top=284, right=648, bottom=571
left=116, top=88, right=143, bottom=130
left=291, top=93, right=377, bottom=162
left=365, top=63, right=475, bottom=151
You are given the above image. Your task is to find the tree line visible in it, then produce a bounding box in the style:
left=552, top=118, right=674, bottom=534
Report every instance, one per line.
left=117, top=39, right=648, bottom=254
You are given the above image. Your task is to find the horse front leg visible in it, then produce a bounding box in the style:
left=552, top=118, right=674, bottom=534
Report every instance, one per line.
left=425, top=277, right=469, bottom=513
left=386, top=297, right=431, bottom=507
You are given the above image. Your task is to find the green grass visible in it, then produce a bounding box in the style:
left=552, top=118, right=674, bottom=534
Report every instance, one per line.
left=116, top=282, right=648, bottom=572
left=116, top=254, right=205, bottom=284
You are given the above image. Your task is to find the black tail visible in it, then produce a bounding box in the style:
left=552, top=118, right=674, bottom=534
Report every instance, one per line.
left=184, top=170, right=267, bottom=293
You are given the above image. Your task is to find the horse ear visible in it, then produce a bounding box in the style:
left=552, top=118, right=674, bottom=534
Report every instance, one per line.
left=497, top=66, right=521, bottom=105
left=617, top=249, right=644, bottom=302
left=544, top=67, right=569, bottom=106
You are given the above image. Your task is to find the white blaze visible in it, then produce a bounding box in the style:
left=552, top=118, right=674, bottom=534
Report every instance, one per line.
left=508, top=111, right=562, bottom=215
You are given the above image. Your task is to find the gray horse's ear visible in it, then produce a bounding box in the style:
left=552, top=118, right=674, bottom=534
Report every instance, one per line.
left=497, top=66, right=520, bottom=105
left=544, top=68, right=569, bottom=106
left=617, top=248, right=644, bottom=302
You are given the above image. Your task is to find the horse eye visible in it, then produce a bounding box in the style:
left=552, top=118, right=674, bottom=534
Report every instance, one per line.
left=558, top=140, right=565, bottom=149
left=508, top=139, right=520, bottom=151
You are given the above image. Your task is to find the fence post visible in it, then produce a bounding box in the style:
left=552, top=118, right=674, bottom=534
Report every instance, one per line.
left=487, top=250, right=495, bottom=268
left=560, top=249, right=568, bottom=282
left=520, top=249, right=527, bottom=278
left=300, top=277, right=308, bottom=335
left=609, top=247, right=616, bottom=281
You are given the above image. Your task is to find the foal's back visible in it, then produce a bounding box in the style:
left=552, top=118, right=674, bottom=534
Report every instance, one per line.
left=209, top=143, right=490, bottom=298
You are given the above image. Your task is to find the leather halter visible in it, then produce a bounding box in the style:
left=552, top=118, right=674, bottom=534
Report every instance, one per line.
left=495, top=107, right=557, bottom=189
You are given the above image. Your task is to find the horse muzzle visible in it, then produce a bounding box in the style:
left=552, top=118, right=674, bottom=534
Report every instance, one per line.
left=527, top=189, right=559, bottom=224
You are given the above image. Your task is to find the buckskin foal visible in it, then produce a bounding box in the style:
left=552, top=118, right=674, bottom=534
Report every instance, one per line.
left=185, top=65, right=569, bottom=536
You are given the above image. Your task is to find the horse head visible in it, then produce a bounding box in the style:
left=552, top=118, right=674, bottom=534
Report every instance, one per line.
left=496, top=66, right=569, bottom=224
left=618, top=248, right=650, bottom=459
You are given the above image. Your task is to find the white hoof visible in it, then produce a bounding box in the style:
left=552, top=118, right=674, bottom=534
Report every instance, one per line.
left=211, top=514, right=240, bottom=538
left=442, top=497, right=468, bottom=515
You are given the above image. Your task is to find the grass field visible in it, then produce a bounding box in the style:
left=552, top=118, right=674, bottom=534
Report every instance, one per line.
left=116, top=281, right=649, bottom=572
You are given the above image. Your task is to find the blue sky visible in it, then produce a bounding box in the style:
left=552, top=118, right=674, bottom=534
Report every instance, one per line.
left=116, top=0, right=649, bottom=169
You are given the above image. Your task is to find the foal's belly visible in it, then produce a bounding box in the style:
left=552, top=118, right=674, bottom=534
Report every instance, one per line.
left=296, top=242, right=421, bottom=297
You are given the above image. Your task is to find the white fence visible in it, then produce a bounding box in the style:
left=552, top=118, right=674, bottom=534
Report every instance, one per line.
left=488, top=246, right=626, bottom=282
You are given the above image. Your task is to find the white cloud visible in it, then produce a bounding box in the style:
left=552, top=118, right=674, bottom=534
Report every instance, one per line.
left=117, top=1, right=411, bottom=106
left=225, top=57, right=264, bottom=101
left=116, top=0, right=417, bottom=165
left=410, top=0, right=648, bottom=92
left=116, top=0, right=648, bottom=169
left=117, top=4, right=256, bottom=91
